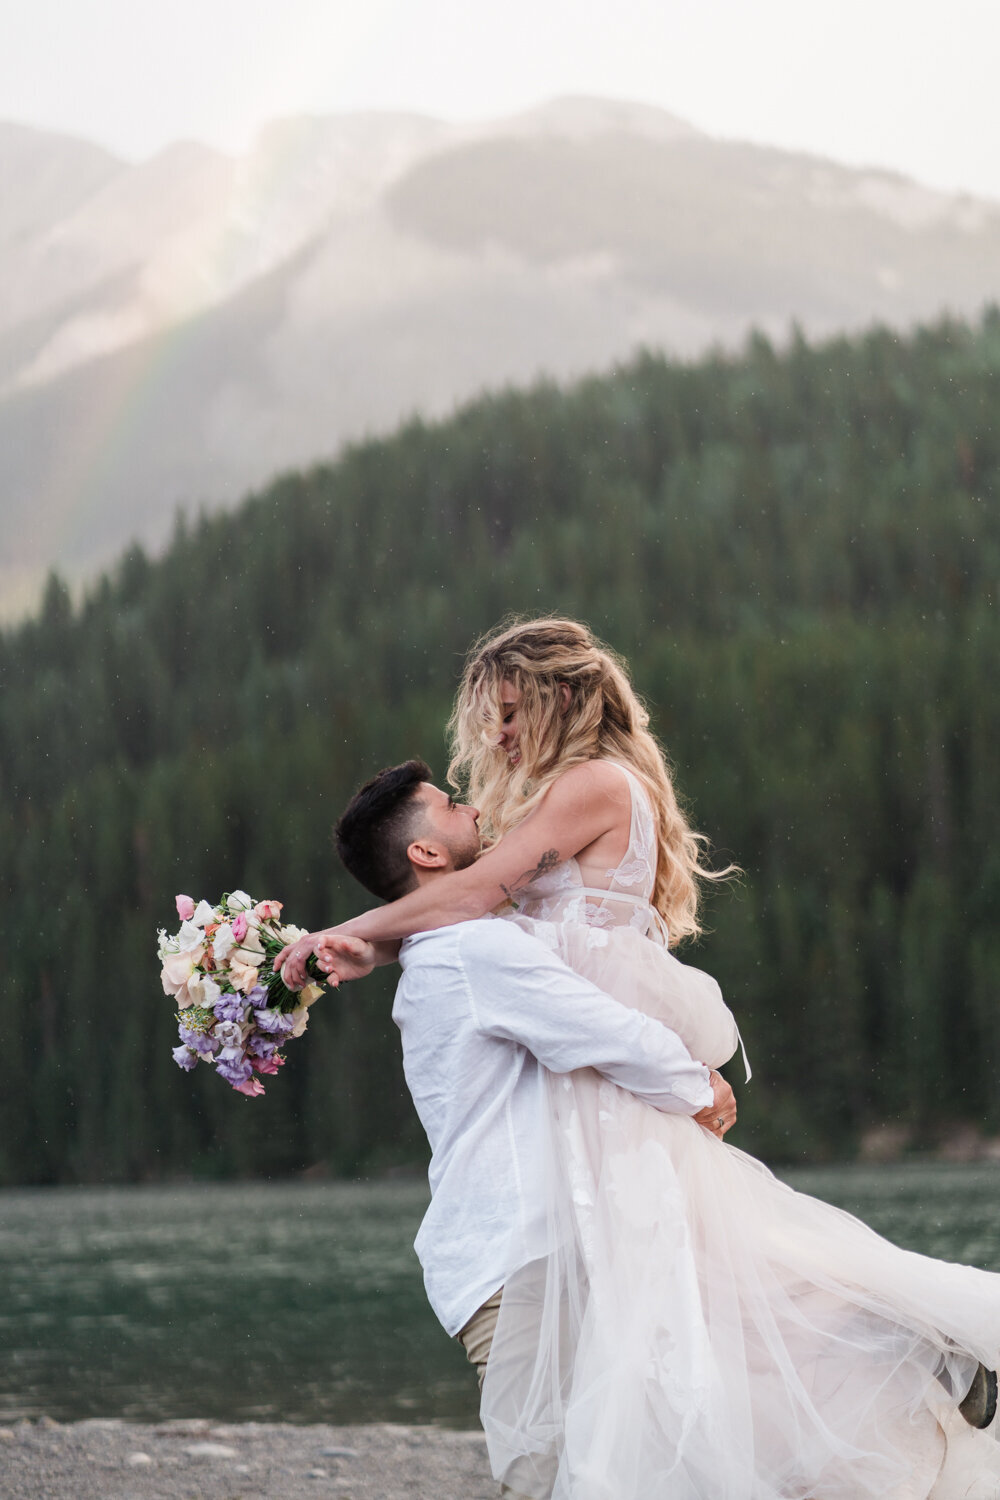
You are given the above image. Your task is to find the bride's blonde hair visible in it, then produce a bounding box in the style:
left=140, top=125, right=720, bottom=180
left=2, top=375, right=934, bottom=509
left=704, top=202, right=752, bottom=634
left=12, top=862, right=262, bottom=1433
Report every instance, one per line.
left=447, top=617, right=732, bottom=944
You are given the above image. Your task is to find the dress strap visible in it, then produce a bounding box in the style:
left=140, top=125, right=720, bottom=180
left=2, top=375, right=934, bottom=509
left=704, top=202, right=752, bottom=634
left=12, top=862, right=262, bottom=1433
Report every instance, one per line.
left=735, top=1026, right=753, bottom=1084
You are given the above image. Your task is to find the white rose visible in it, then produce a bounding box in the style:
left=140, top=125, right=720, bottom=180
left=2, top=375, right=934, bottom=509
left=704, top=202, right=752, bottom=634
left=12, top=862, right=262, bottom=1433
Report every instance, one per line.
left=227, top=890, right=254, bottom=913
left=278, top=924, right=306, bottom=944
left=213, top=923, right=236, bottom=963
left=176, top=919, right=207, bottom=954
left=186, top=972, right=221, bottom=1009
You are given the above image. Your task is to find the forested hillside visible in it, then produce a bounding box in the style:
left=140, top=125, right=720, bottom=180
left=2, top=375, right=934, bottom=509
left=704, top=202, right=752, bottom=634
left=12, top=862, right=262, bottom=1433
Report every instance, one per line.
left=3, top=310, right=999, bottom=1184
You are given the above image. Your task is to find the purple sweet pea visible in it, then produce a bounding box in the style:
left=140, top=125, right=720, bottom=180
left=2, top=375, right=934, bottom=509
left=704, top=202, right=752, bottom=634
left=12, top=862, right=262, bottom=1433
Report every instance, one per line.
left=172, top=1045, right=199, bottom=1071
left=246, top=1034, right=279, bottom=1059
left=216, top=1056, right=254, bottom=1086
left=214, top=1021, right=245, bottom=1051
left=213, top=994, right=248, bottom=1023
left=178, top=1025, right=219, bottom=1057
left=254, top=1008, right=296, bottom=1036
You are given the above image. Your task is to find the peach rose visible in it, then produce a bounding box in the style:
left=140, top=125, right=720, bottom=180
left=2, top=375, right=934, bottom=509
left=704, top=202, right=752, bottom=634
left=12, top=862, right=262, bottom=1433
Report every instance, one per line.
left=228, top=956, right=263, bottom=994
left=160, top=948, right=205, bottom=1001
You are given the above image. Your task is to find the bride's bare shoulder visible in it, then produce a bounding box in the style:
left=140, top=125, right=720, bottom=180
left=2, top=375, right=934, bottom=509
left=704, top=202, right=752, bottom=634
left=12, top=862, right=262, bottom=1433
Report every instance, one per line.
left=543, top=759, right=631, bottom=811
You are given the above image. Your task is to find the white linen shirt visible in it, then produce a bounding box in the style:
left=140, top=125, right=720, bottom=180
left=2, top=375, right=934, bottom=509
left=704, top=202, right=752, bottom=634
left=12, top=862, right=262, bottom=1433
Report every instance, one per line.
left=393, top=916, right=714, bottom=1336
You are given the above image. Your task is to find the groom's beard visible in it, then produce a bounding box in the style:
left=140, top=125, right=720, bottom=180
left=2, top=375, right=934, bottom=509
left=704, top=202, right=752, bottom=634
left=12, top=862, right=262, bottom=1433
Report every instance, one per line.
left=450, top=841, right=482, bottom=873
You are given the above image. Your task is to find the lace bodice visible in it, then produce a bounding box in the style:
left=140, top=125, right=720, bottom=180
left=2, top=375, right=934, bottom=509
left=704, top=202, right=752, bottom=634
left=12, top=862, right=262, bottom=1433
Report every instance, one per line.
left=510, top=763, right=665, bottom=945
left=502, top=759, right=748, bottom=1077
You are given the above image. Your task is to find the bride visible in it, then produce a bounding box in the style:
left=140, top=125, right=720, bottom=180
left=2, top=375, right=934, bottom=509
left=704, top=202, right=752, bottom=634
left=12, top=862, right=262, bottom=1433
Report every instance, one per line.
left=279, top=616, right=1000, bottom=1500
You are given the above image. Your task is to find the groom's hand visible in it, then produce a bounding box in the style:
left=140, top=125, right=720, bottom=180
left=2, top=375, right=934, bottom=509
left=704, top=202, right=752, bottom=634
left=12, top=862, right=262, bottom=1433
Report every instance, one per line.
left=693, top=1070, right=737, bottom=1139
left=314, top=933, right=377, bottom=986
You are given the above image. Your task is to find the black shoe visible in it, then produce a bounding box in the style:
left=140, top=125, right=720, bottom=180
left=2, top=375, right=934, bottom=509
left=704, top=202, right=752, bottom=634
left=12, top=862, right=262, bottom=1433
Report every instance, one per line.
left=959, top=1363, right=998, bottom=1428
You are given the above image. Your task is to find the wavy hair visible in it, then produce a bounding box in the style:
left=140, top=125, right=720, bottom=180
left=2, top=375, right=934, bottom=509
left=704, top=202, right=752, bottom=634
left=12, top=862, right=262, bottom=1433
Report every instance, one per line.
left=447, top=617, right=733, bottom=943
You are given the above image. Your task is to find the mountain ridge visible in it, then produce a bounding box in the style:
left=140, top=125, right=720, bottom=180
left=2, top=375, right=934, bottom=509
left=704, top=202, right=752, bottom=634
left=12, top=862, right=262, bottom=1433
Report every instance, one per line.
left=1, top=95, right=999, bottom=617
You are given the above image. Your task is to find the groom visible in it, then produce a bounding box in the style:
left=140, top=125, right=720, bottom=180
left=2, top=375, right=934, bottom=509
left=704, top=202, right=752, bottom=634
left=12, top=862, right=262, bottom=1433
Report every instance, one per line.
left=304, top=760, right=736, bottom=1498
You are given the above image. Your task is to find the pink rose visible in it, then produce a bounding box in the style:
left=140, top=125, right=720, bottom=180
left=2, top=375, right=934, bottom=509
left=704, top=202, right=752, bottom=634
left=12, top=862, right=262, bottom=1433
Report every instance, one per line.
left=254, top=900, right=283, bottom=921
left=233, top=1076, right=266, bottom=1097
left=231, top=912, right=248, bottom=942
left=175, top=894, right=196, bottom=921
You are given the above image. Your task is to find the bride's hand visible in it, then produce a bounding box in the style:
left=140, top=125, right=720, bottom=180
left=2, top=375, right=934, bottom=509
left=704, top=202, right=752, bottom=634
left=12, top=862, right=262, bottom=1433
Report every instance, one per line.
left=315, top=933, right=377, bottom=986
left=273, top=932, right=324, bottom=990
left=693, top=1070, right=737, bottom=1138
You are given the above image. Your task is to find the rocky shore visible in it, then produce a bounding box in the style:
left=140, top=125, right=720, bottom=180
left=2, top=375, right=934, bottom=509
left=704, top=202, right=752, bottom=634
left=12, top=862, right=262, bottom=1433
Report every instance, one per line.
left=0, top=1418, right=496, bottom=1500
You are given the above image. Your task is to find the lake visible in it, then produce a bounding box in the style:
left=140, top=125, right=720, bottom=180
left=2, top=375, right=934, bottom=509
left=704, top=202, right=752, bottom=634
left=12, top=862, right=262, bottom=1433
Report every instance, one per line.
left=3, top=1164, right=1000, bottom=1428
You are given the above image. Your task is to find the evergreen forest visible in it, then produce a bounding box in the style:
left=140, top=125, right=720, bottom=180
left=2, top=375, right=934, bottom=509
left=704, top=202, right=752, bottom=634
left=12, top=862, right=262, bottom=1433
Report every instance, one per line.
left=3, top=309, right=1000, bottom=1186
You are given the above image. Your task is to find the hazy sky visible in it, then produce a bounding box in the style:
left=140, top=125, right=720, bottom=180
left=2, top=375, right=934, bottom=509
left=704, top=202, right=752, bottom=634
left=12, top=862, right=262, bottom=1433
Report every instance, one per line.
left=4, top=0, right=999, bottom=199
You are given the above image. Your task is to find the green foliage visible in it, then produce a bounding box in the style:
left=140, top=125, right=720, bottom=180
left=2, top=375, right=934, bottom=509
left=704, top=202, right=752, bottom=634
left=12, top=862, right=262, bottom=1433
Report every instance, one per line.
left=3, top=309, right=999, bottom=1183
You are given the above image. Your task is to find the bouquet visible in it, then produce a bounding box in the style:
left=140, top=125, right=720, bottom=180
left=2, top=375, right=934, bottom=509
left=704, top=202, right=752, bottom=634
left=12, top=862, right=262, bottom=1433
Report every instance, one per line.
left=158, top=889, right=325, bottom=1097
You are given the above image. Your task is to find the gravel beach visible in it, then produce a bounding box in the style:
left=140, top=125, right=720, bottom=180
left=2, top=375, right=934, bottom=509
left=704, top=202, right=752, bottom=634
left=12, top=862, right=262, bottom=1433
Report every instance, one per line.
left=0, top=1418, right=497, bottom=1500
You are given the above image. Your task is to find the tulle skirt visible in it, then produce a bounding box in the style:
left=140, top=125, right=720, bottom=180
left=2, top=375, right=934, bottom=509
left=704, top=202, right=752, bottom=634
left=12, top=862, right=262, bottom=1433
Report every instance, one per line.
left=480, top=1066, right=1000, bottom=1500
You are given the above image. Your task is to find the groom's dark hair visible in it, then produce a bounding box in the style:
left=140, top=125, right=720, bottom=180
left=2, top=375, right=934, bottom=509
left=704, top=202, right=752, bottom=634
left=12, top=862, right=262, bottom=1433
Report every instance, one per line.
left=335, top=759, right=432, bottom=901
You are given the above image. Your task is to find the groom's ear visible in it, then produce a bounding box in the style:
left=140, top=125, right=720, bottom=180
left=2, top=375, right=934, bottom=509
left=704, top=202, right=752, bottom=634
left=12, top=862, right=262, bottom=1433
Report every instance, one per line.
left=407, top=838, right=449, bottom=872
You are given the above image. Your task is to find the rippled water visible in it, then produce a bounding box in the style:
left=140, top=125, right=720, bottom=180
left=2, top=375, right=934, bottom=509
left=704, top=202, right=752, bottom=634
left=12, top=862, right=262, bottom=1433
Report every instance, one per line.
left=2, top=1164, right=1000, bottom=1427
left=0, top=1179, right=469, bottom=1426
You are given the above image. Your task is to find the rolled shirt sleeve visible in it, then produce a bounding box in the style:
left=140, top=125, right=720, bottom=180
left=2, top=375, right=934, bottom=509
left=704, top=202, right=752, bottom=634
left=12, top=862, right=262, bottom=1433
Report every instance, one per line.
left=457, top=921, right=714, bottom=1114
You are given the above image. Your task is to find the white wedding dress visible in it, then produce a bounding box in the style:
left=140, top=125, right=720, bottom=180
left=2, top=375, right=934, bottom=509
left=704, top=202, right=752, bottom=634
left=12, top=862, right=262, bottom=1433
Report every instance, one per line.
left=481, top=763, right=1000, bottom=1500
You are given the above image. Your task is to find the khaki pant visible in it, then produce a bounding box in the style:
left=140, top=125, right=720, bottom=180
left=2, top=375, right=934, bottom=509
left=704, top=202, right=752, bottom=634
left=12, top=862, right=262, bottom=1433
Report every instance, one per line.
left=458, top=1289, right=548, bottom=1500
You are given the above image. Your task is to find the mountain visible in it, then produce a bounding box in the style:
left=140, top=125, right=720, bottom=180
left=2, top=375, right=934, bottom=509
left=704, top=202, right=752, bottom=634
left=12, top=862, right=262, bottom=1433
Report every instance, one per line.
left=1, top=97, right=999, bottom=615
left=0, top=121, right=121, bottom=251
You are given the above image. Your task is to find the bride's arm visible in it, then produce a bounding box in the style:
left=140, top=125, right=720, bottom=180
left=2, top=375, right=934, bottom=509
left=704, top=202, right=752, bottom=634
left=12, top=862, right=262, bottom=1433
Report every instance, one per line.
left=279, top=761, right=627, bottom=985
left=347, top=760, right=624, bottom=931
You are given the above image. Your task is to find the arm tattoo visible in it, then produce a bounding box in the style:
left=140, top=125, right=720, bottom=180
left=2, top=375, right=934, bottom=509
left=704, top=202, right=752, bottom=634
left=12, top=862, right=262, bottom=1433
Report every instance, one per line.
left=500, top=849, right=560, bottom=908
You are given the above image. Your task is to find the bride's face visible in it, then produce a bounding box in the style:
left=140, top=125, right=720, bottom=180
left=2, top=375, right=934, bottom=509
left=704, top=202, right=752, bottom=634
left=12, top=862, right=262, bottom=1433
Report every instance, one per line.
left=493, top=677, right=571, bottom=770
left=497, top=681, right=522, bottom=768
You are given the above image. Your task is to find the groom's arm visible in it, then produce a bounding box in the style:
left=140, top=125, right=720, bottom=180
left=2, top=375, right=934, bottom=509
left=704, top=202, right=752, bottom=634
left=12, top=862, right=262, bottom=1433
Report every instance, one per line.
left=458, top=922, right=715, bottom=1116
